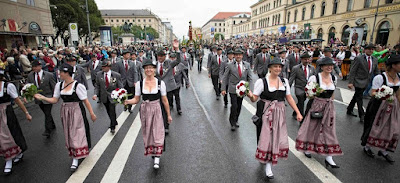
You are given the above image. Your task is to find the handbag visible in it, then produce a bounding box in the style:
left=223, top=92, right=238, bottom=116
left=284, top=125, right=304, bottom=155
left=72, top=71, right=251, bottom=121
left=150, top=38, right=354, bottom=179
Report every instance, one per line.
left=310, top=111, right=323, bottom=119
left=252, top=101, right=273, bottom=126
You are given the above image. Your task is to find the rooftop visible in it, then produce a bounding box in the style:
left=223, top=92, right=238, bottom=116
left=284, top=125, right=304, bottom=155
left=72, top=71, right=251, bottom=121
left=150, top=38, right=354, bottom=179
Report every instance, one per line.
left=100, top=9, right=155, bottom=17
left=211, top=12, right=251, bottom=20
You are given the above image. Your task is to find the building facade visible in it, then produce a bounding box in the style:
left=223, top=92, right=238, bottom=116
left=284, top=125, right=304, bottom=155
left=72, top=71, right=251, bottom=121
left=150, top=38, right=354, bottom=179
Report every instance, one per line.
left=232, top=0, right=400, bottom=47
left=225, top=13, right=251, bottom=39
left=201, top=12, right=250, bottom=42
left=0, top=0, right=54, bottom=50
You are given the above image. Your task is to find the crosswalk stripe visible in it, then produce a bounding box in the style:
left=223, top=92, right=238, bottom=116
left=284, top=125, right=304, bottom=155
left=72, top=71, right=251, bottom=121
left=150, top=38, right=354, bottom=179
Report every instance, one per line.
left=66, top=109, right=132, bottom=183
left=100, top=114, right=142, bottom=183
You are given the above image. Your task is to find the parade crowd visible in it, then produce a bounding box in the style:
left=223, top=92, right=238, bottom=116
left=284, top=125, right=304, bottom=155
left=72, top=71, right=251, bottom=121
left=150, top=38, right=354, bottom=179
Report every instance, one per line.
left=0, top=35, right=399, bottom=180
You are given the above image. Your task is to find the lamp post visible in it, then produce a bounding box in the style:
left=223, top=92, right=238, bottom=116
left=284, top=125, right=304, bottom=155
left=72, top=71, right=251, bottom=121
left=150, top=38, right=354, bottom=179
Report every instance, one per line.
left=85, top=0, right=92, bottom=45
left=370, top=0, right=380, bottom=44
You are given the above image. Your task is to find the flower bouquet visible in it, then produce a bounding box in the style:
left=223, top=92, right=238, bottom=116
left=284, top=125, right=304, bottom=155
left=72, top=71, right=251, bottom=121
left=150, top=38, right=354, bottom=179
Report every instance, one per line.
left=375, top=85, right=394, bottom=103
left=236, top=80, right=250, bottom=98
left=305, top=82, right=324, bottom=99
left=21, top=83, right=42, bottom=101
left=111, top=88, right=132, bottom=105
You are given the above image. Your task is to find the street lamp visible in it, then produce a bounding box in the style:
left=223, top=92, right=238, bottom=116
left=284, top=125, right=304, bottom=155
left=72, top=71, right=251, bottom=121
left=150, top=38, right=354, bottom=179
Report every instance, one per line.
left=85, top=0, right=92, bottom=45
left=370, top=0, right=380, bottom=44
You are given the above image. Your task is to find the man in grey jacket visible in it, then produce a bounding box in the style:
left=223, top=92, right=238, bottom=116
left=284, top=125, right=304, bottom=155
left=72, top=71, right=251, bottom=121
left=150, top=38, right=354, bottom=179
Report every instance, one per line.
left=170, top=52, right=188, bottom=115
left=80, top=54, right=101, bottom=87
left=253, top=45, right=270, bottom=78
left=219, top=49, right=234, bottom=108
left=347, top=44, right=379, bottom=122
left=115, top=50, right=138, bottom=112
left=27, top=60, right=56, bottom=137
left=289, top=53, right=316, bottom=118
left=222, top=49, right=252, bottom=131
left=209, top=47, right=227, bottom=100
left=92, top=60, right=123, bottom=134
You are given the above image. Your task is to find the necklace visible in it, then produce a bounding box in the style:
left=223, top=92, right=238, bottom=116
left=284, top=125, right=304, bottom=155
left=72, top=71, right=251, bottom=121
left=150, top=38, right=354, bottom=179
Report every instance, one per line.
left=61, top=81, right=75, bottom=91
left=387, top=72, right=397, bottom=83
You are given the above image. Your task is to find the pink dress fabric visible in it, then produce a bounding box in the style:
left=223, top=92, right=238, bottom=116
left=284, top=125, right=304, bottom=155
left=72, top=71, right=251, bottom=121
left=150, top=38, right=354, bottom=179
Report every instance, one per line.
left=0, top=102, right=21, bottom=160
left=296, top=97, right=343, bottom=156
left=367, top=96, right=400, bottom=151
left=255, top=100, right=289, bottom=165
left=61, top=102, right=89, bottom=159
left=140, top=99, right=165, bottom=157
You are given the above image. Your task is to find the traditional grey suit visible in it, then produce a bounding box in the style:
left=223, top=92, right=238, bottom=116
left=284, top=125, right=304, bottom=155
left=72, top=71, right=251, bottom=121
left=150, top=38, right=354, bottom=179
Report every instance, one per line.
left=135, top=59, right=143, bottom=81
left=27, top=70, right=56, bottom=132
left=80, top=60, right=102, bottom=86
left=253, top=52, right=270, bottom=78
left=180, top=52, right=191, bottom=86
left=156, top=52, right=181, bottom=92
left=95, top=70, right=123, bottom=130
left=219, top=58, right=234, bottom=105
left=170, top=62, right=188, bottom=111
left=222, top=61, right=252, bottom=127
left=115, top=59, right=137, bottom=87
left=289, top=64, right=316, bottom=116
left=243, top=48, right=253, bottom=65
left=287, top=53, right=301, bottom=72
left=110, top=57, right=121, bottom=72
left=209, top=54, right=227, bottom=97
left=347, top=54, right=379, bottom=118
left=73, top=65, right=88, bottom=89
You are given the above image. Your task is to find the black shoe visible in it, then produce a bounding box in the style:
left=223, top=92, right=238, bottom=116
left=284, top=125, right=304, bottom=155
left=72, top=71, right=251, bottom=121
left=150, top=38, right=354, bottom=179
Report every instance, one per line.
left=224, top=104, right=228, bottom=108
left=363, top=148, right=375, bottom=158
left=346, top=111, right=358, bottom=117
left=50, top=125, right=56, bottom=130
left=110, top=129, right=115, bottom=134
left=177, top=110, right=182, bottom=115
left=165, top=129, right=169, bottom=134
left=378, top=151, right=395, bottom=164
left=235, top=123, right=240, bottom=127
left=266, top=175, right=274, bottom=179
left=4, top=168, right=12, bottom=176
left=325, top=160, right=340, bottom=168
left=170, top=105, right=174, bottom=109
left=70, top=165, right=78, bottom=173
left=13, top=153, right=24, bottom=164
left=231, top=126, right=236, bottom=131
left=360, top=116, right=365, bottom=123
left=216, top=96, right=220, bottom=100
left=97, top=101, right=101, bottom=103
left=304, top=153, right=312, bottom=158
left=42, top=131, right=50, bottom=138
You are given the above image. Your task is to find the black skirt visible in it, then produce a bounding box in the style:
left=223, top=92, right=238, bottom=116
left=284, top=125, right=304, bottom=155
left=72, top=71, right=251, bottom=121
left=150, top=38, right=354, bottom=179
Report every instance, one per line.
left=361, top=98, right=382, bottom=146
left=6, top=105, right=28, bottom=153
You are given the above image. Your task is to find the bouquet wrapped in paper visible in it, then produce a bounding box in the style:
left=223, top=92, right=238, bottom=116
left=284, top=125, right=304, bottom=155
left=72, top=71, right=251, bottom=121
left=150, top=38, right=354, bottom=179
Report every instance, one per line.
left=21, top=83, right=42, bottom=101
left=375, top=85, right=394, bottom=103
left=111, top=88, right=132, bottom=105
left=305, top=82, right=324, bottom=99
left=236, top=80, right=250, bottom=98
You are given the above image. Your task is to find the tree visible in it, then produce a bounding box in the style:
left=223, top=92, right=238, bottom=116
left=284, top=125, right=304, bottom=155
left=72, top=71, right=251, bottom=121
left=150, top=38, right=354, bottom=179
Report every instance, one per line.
left=144, top=27, right=159, bottom=40
left=214, top=33, right=225, bottom=41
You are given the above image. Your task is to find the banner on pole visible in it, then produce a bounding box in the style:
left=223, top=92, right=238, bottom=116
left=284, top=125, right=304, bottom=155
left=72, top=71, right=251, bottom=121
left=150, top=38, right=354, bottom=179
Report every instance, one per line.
left=69, top=23, right=79, bottom=42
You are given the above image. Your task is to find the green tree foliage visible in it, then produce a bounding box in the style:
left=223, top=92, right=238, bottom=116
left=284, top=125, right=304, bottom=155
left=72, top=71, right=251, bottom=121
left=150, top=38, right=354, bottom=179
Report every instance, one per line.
left=50, top=0, right=104, bottom=45
left=214, top=33, right=225, bottom=41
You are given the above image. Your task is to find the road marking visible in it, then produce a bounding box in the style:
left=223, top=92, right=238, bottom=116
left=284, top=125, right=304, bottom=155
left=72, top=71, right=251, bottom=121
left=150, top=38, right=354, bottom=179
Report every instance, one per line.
left=196, top=56, right=341, bottom=183
left=100, top=114, right=141, bottom=183
left=66, top=109, right=132, bottom=183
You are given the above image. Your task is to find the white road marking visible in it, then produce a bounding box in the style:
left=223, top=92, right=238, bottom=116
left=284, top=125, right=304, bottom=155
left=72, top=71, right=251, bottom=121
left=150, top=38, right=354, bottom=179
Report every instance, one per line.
left=66, top=110, right=132, bottom=183
left=196, top=56, right=341, bottom=183
left=100, top=114, right=141, bottom=183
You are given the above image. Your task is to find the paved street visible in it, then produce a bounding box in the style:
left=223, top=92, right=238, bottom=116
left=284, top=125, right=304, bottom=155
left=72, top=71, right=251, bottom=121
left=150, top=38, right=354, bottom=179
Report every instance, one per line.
left=1, top=50, right=399, bottom=183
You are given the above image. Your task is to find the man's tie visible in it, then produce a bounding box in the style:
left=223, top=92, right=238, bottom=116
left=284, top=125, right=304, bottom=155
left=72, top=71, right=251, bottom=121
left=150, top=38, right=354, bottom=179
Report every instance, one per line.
left=105, top=73, right=109, bottom=88
left=92, top=61, right=95, bottom=69
left=37, top=73, right=41, bottom=87
left=263, top=54, right=266, bottom=63
left=173, top=68, right=175, bottom=76
left=160, top=64, right=163, bottom=76
left=125, top=61, right=128, bottom=72
left=238, top=63, right=242, bottom=78
left=368, top=57, right=371, bottom=73
left=304, top=66, right=307, bottom=79
left=219, top=57, right=221, bottom=65
left=296, top=54, right=298, bottom=63
left=184, top=54, right=186, bottom=60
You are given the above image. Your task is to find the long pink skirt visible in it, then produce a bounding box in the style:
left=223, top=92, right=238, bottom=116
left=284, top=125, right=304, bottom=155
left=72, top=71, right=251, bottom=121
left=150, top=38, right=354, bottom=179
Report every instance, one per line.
left=367, top=96, right=400, bottom=151
left=296, top=97, right=343, bottom=156
left=140, top=99, right=165, bottom=157
left=255, top=100, right=289, bottom=165
left=0, top=103, right=21, bottom=160
left=61, top=102, right=89, bottom=159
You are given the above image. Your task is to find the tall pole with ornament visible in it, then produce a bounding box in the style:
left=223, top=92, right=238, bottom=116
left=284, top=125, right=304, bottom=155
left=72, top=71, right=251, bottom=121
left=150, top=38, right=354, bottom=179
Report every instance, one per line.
left=188, top=21, right=193, bottom=42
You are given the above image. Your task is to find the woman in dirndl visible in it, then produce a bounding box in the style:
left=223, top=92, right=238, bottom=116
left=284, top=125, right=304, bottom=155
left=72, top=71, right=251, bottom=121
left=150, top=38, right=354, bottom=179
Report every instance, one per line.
left=361, top=54, right=400, bottom=164
left=0, top=64, right=31, bottom=175
left=125, top=58, right=172, bottom=169
left=296, top=57, right=343, bottom=169
left=247, top=57, right=303, bottom=179
left=34, top=63, right=97, bottom=173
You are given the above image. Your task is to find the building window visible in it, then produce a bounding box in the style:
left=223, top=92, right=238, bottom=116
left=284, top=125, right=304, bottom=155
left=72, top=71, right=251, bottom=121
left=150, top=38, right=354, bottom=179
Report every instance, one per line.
left=149, top=19, right=151, bottom=22
left=347, top=0, right=353, bottom=12
left=328, top=27, right=336, bottom=41
left=311, top=4, right=315, bottom=19
left=219, top=28, right=221, bottom=32
left=277, top=14, right=280, bottom=24
left=215, top=23, right=217, bottom=26
left=223, top=23, right=225, bottom=26
left=333, top=0, right=338, bottom=14
left=133, top=19, right=135, bottom=22
left=292, top=0, right=296, bottom=5
left=111, top=19, right=114, bottom=22
left=273, top=1, right=276, bottom=8
left=122, top=19, right=124, bottom=22
left=138, top=19, right=140, bottom=22
left=302, top=7, right=306, bottom=20
left=385, top=0, right=393, bottom=3
left=116, top=19, right=119, bottom=22
left=364, top=0, right=371, bottom=8
left=376, top=21, right=390, bottom=45
left=317, top=28, right=323, bottom=39
left=294, top=9, right=298, bottom=22
left=219, top=23, right=221, bottom=26
left=321, top=2, right=326, bottom=17
left=341, top=25, right=351, bottom=45
left=223, top=28, right=225, bottom=32
left=361, top=23, right=368, bottom=44
left=105, top=19, right=108, bottom=22
left=26, top=0, right=35, bottom=6
left=233, top=21, right=236, bottom=25
left=287, top=12, right=291, bottom=23
left=144, top=19, right=146, bottom=22
left=127, top=20, right=129, bottom=22
left=279, top=0, right=282, bottom=6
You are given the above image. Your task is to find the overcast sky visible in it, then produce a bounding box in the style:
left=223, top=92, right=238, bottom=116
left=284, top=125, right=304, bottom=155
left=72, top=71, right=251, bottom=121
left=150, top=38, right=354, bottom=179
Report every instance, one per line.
left=95, top=0, right=255, bottom=40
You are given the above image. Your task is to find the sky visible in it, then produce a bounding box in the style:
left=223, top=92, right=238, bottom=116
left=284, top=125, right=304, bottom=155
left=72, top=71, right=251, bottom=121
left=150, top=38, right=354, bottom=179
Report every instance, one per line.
left=95, top=0, right=256, bottom=39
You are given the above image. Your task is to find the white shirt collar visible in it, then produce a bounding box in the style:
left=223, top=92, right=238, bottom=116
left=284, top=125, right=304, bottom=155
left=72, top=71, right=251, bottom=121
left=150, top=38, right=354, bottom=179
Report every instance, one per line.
left=104, top=70, right=112, bottom=78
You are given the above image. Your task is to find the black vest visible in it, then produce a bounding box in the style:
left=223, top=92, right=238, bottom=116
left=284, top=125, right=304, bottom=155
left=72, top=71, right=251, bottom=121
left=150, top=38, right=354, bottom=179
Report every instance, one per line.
left=381, top=73, right=400, bottom=93
left=259, top=77, right=286, bottom=102
left=140, top=79, right=161, bottom=101
left=60, top=82, right=81, bottom=102
left=0, top=82, right=11, bottom=104
left=316, top=74, right=335, bottom=98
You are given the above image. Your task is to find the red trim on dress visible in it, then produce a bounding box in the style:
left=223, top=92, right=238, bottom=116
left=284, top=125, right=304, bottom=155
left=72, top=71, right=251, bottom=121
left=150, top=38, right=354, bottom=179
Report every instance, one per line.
left=0, top=146, right=21, bottom=160
left=295, top=140, right=343, bottom=155
left=255, top=148, right=289, bottom=165
left=367, top=137, right=398, bottom=151
left=144, top=146, right=163, bottom=156
left=68, top=146, right=89, bottom=158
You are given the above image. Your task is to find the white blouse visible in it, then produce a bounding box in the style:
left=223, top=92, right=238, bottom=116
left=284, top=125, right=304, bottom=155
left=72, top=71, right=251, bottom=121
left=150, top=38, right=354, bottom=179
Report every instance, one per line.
left=372, top=73, right=400, bottom=90
left=53, top=81, right=87, bottom=100
left=253, top=76, right=291, bottom=96
left=135, top=78, right=166, bottom=96
left=308, top=73, right=337, bottom=90
left=0, top=82, right=18, bottom=99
